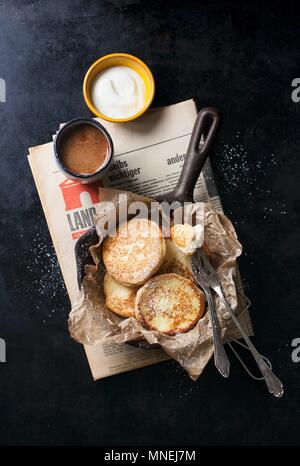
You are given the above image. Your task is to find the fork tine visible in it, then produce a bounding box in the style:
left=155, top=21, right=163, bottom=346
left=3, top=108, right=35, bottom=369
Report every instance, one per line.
left=198, top=247, right=209, bottom=264
left=198, top=250, right=208, bottom=271
left=196, top=247, right=202, bottom=262
left=191, top=255, right=199, bottom=275
left=195, top=248, right=204, bottom=268
left=192, top=253, right=201, bottom=275
left=199, top=247, right=217, bottom=275
left=192, top=254, right=207, bottom=281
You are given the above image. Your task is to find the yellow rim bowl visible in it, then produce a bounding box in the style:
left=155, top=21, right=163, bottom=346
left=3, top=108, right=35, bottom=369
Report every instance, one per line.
left=83, top=53, right=155, bottom=123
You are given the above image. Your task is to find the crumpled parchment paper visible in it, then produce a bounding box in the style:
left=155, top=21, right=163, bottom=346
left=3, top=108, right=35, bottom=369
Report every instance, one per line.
left=68, top=187, right=242, bottom=380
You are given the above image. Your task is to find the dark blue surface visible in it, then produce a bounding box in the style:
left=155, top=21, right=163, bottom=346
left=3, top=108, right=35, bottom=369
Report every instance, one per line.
left=0, top=0, right=300, bottom=446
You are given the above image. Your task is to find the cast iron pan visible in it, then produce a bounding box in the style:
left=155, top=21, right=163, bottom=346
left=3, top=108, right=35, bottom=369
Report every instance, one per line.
left=75, top=107, right=221, bottom=349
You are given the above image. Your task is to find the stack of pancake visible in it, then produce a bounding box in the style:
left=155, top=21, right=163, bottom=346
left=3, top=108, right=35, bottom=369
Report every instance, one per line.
left=102, top=218, right=205, bottom=335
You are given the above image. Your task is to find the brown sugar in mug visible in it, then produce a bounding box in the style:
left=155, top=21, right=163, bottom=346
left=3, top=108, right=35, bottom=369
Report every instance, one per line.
left=54, top=118, right=113, bottom=184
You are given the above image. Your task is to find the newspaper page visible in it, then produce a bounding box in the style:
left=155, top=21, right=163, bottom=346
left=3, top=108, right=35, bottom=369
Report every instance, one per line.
left=28, top=99, right=253, bottom=381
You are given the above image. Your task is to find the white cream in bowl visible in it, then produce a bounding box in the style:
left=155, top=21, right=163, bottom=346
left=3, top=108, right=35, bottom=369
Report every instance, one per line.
left=91, top=66, right=146, bottom=119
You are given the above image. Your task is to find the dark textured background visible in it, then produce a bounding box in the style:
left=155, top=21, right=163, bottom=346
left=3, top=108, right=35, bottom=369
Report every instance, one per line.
left=0, top=0, right=299, bottom=446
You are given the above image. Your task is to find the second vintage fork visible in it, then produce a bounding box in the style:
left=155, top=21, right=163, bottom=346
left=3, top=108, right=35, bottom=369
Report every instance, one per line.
left=191, top=254, right=230, bottom=378
left=195, top=248, right=284, bottom=398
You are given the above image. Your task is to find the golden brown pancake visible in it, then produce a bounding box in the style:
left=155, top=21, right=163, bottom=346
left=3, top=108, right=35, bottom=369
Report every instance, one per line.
left=135, top=273, right=205, bottom=335
left=103, top=273, right=136, bottom=318
left=102, top=218, right=166, bottom=287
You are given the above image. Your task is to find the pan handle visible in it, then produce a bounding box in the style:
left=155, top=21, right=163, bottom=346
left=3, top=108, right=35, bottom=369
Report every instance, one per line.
left=171, top=107, right=221, bottom=203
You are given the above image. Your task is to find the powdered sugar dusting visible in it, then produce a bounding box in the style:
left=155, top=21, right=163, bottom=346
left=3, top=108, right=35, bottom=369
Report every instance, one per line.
left=215, top=131, right=288, bottom=222
left=18, top=225, right=68, bottom=322
left=216, top=131, right=278, bottom=194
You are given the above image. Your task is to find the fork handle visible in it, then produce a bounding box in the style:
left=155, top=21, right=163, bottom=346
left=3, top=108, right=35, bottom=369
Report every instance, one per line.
left=204, top=287, right=230, bottom=378
left=216, top=288, right=284, bottom=397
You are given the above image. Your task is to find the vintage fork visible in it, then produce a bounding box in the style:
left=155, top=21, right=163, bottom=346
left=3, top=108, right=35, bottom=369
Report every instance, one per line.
left=191, top=254, right=230, bottom=378
left=196, top=248, right=284, bottom=398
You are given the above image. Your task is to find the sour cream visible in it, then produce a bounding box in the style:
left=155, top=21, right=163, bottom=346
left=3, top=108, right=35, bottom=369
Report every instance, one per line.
left=171, top=223, right=204, bottom=256
left=91, top=66, right=146, bottom=119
